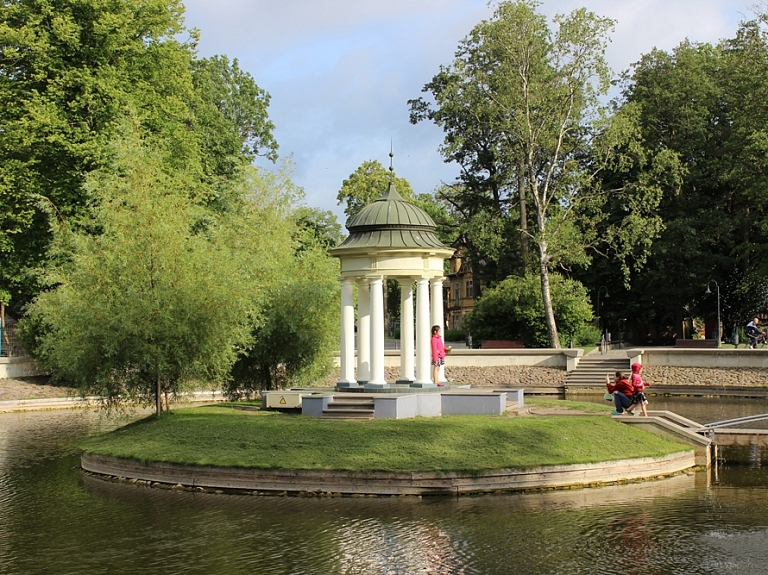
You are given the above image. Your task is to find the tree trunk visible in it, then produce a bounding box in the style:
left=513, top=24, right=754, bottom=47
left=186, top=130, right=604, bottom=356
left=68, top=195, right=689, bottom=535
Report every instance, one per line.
left=156, top=374, right=162, bottom=416
left=537, top=245, right=561, bottom=349
left=518, top=161, right=529, bottom=263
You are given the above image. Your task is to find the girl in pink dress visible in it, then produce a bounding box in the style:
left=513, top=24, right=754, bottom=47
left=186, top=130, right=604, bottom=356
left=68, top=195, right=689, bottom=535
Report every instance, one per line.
left=431, top=325, right=447, bottom=386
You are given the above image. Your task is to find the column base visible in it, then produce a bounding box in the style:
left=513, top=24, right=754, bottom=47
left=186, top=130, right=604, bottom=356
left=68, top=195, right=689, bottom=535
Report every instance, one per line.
left=410, top=382, right=438, bottom=388
left=337, top=381, right=360, bottom=389
left=364, top=382, right=390, bottom=390
left=395, top=378, right=416, bottom=385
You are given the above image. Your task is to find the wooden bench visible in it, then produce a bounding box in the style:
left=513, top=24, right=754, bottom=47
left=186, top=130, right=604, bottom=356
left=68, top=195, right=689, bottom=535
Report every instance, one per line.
left=480, top=340, right=524, bottom=349
left=674, top=339, right=718, bottom=348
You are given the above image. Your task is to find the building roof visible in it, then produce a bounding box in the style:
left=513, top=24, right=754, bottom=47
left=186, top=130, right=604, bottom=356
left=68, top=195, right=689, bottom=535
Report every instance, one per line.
left=332, top=182, right=451, bottom=252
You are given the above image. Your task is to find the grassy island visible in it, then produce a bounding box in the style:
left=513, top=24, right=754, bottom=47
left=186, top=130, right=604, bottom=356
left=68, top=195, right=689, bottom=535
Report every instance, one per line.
left=79, top=400, right=687, bottom=473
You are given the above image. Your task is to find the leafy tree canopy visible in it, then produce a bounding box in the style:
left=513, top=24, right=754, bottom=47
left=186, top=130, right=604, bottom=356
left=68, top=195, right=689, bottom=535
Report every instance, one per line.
left=411, top=0, right=680, bottom=346
left=0, top=0, right=277, bottom=312
left=336, top=160, right=414, bottom=222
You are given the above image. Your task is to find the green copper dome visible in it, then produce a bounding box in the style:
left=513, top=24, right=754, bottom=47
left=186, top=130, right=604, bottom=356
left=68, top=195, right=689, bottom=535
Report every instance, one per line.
left=333, top=182, right=450, bottom=251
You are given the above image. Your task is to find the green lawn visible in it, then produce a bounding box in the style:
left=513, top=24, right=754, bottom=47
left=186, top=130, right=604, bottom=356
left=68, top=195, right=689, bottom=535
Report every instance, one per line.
left=79, top=403, right=688, bottom=473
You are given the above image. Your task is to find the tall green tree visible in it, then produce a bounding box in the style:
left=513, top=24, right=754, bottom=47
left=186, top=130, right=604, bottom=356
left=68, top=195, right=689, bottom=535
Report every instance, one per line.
left=411, top=1, right=617, bottom=347
left=0, top=0, right=278, bottom=313
left=293, top=206, right=344, bottom=251
left=0, top=0, right=196, bottom=311
left=597, top=13, right=768, bottom=342
left=336, top=160, right=414, bottom=221
left=191, top=55, right=278, bottom=183
left=19, top=133, right=256, bottom=415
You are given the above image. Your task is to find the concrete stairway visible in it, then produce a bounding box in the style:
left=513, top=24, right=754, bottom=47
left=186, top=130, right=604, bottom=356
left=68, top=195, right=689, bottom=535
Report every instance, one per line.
left=321, top=397, right=375, bottom=419
left=566, top=352, right=630, bottom=389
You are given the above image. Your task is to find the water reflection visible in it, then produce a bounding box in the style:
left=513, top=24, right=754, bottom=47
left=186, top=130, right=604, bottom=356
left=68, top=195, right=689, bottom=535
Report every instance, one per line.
left=572, top=393, right=768, bottom=429
left=1, top=408, right=768, bottom=574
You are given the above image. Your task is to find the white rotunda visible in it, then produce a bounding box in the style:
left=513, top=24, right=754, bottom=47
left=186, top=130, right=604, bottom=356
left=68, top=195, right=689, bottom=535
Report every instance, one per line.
left=330, top=181, right=454, bottom=389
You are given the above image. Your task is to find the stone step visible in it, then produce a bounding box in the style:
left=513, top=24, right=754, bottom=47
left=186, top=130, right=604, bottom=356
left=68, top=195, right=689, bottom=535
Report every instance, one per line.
left=326, top=399, right=375, bottom=410
left=321, top=408, right=375, bottom=420
left=566, top=357, right=632, bottom=388
left=576, top=358, right=630, bottom=367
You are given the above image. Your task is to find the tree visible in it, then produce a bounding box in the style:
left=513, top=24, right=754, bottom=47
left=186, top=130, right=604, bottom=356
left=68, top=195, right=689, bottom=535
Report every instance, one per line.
left=0, top=0, right=197, bottom=311
left=0, top=1, right=278, bottom=313
left=19, top=133, right=255, bottom=415
left=411, top=1, right=629, bottom=347
left=466, top=273, right=593, bottom=347
left=228, top=248, right=338, bottom=394
left=293, top=206, right=344, bottom=251
left=595, top=14, right=768, bottom=342
left=227, top=167, right=340, bottom=395
left=336, top=160, right=414, bottom=221
left=191, top=55, right=278, bottom=182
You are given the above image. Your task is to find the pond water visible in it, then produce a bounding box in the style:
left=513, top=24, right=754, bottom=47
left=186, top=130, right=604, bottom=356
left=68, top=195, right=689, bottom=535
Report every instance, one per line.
left=1, top=401, right=768, bottom=575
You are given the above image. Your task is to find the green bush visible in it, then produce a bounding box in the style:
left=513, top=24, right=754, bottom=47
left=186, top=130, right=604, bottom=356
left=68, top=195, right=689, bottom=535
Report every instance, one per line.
left=571, top=324, right=601, bottom=347
left=444, top=329, right=467, bottom=342
left=466, top=273, right=593, bottom=348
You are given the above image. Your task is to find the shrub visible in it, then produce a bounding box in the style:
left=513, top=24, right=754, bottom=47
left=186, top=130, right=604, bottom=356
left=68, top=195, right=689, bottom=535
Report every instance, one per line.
left=466, top=273, right=593, bottom=347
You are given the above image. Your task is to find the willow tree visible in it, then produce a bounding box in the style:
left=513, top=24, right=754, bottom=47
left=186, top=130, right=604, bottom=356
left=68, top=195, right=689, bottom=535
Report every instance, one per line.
left=411, top=1, right=618, bottom=347
left=19, top=133, right=256, bottom=415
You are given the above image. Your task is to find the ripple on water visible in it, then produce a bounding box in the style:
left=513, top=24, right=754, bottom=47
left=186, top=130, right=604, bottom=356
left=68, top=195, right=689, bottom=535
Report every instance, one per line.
left=3, top=410, right=768, bottom=574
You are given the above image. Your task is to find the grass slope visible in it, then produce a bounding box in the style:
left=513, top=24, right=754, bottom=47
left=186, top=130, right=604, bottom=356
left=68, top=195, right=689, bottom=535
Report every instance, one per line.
left=79, top=402, right=688, bottom=474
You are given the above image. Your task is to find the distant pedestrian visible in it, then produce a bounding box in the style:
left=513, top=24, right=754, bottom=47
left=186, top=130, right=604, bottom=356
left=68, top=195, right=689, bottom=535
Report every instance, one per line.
left=431, top=325, right=447, bottom=386
left=625, top=362, right=650, bottom=417
left=606, top=371, right=633, bottom=415
left=745, top=317, right=764, bottom=349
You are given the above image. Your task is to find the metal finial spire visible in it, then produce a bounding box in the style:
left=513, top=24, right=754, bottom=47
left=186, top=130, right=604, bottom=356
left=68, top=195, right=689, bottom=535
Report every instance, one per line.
left=389, top=140, right=394, bottom=177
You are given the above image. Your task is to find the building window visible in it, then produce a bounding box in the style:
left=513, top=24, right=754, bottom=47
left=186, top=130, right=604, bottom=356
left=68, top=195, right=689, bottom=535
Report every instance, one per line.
left=454, top=282, right=461, bottom=307
left=465, top=280, right=473, bottom=298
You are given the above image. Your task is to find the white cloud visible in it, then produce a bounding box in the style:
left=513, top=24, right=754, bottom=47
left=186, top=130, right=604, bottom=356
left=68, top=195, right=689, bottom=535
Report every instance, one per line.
left=182, top=0, right=751, bottom=225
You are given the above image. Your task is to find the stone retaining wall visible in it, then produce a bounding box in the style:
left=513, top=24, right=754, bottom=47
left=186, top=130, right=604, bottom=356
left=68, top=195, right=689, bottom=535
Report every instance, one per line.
left=321, top=365, right=767, bottom=389
left=321, top=366, right=568, bottom=388
left=81, top=450, right=696, bottom=496
left=642, top=366, right=768, bottom=387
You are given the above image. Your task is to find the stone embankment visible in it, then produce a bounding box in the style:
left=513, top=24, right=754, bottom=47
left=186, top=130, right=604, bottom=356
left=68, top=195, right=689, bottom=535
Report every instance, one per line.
left=319, top=366, right=569, bottom=388
left=642, top=366, right=768, bottom=387
left=319, top=365, right=768, bottom=390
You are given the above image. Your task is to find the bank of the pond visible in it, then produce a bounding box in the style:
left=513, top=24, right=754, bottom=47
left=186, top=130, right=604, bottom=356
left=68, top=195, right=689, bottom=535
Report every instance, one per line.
left=79, top=403, right=696, bottom=496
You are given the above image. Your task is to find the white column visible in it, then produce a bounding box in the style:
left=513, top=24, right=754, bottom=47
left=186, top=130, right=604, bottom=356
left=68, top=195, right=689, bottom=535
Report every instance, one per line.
left=367, top=276, right=388, bottom=388
left=414, top=277, right=434, bottom=386
left=356, top=279, right=371, bottom=383
left=431, top=277, right=447, bottom=383
left=398, top=279, right=415, bottom=383
left=338, top=277, right=357, bottom=387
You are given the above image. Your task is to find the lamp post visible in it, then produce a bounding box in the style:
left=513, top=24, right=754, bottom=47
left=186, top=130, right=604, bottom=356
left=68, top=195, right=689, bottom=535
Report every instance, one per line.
left=705, top=280, right=720, bottom=347
left=596, top=286, right=609, bottom=335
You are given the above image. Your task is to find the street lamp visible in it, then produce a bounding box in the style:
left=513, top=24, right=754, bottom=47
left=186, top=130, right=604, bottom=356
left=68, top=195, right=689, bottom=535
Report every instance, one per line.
left=705, top=280, right=720, bottom=347
left=597, top=286, right=609, bottom=334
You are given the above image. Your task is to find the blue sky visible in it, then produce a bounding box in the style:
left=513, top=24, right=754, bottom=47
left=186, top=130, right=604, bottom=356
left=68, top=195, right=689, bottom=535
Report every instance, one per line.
left=181, top=0, right=747, bottom=225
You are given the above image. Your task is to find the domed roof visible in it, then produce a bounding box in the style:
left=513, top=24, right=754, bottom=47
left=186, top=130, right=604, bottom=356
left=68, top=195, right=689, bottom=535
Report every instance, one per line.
left=332, top=182, right=451, bottom=252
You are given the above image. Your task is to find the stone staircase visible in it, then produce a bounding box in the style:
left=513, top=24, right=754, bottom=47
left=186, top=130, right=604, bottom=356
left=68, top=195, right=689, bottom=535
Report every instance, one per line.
left=565, top=352, right=631, bottom=389
left=321, top=397, right=375, bottom=419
